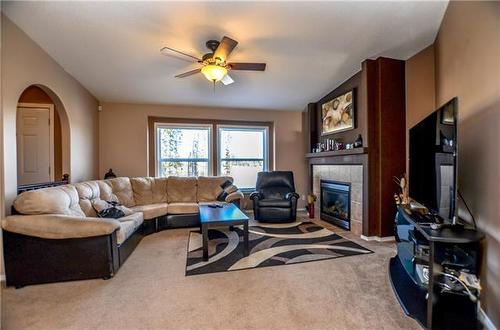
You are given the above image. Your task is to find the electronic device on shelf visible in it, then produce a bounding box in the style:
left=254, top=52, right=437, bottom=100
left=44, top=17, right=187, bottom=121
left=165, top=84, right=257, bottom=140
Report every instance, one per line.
left=409, top=200, right=427, bottom=211
left=416, top=264, right=429, bottom=285
left=409, top=98, right=462, bottom=228
left=391, top=98, right=485, bottom=329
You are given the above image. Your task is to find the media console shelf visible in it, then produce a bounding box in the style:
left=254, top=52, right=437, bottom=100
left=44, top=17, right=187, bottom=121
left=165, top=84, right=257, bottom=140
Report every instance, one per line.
left=390, top=205, right=484, bottom=329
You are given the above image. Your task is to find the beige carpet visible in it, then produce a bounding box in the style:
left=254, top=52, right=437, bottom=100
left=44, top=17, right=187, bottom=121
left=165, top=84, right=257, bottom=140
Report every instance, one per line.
left=1, top=215, right=419, bottom=329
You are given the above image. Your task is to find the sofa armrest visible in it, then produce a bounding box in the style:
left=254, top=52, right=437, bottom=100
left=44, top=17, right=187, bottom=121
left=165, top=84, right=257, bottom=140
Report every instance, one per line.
left=225, top=190, right=244, bottom=203
left=249, top=191, right=262, bottom=200
left=2, top=214, right=120, bottom=240
left=285, top=192, right=300, bottom=200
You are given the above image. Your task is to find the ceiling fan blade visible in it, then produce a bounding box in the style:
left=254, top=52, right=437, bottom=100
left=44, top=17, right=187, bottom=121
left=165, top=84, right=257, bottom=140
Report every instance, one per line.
left=213, top=36, right=238, bottom=62
left=221, top=74, right=234, bottom=86
left=175, top=68, right=201, bottom=78
left=229, top=63, right=266, bottom=71
left=160, top=46, right=201, bottom=63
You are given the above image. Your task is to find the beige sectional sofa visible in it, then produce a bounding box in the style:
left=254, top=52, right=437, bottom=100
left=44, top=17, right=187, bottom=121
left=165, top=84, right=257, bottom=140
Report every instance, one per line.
left=2, top=176, right=243, bottom=288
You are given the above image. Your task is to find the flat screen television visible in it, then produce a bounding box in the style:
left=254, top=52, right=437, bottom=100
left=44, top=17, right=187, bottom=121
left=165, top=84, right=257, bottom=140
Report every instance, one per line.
left=409, top=98, right=458, bottom=222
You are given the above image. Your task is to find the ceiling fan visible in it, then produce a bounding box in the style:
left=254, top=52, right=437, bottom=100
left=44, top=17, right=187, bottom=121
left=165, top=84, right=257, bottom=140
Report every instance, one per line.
left=160, top=36, right=266, bottom=86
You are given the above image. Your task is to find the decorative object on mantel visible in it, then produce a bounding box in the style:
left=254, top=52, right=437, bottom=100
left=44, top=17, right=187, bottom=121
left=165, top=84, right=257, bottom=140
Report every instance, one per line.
left=306, top=194, right=317, bottom=219
left=393, top=174, right=409, bottom=205
left=104, top=168, right=117, bottom=179
left=354, top=134, right=363, bottom=148
left=321, top=89, right=355, bottom=135
left=314, top=142, right=324, bottom=153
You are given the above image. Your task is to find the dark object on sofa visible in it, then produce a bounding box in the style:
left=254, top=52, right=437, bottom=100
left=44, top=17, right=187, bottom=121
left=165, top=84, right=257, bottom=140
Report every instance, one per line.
left=250, top=171, right=299, bottom=223
left=104, top=168, right=117, bottom=179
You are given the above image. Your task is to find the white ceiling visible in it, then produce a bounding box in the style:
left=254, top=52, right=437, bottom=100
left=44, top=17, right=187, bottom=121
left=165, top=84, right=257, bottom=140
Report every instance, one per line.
left=2, top=1, right=448, bottom=111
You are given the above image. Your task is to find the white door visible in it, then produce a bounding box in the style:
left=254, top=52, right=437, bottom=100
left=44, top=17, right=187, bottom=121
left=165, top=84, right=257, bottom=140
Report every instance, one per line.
left=17, top=106, right=54, bottom=185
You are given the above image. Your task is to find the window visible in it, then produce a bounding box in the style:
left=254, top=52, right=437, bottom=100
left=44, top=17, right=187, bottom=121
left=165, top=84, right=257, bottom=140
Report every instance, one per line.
left=218, top=126, right=269, bottom=189
left=151, top=118, right=273, bottom=189
left=156, top=124, right=211, bottom=177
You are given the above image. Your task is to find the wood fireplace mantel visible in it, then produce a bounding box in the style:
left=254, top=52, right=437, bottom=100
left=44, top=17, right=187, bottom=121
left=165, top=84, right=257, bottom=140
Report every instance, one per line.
left=305, top=147, right=368, bottom=159
left=304, top=57, right=406, bottom=238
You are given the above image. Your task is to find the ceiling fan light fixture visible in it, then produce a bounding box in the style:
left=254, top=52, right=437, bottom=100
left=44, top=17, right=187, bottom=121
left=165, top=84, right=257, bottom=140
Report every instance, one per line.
left=201, top=64, right=228, bottom=82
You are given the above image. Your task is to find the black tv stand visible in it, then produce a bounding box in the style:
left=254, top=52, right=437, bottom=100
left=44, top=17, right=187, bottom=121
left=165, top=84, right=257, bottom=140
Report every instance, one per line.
left=429, top=222, right=464, bottom=231
left=389, top=205, right=484, bottom=329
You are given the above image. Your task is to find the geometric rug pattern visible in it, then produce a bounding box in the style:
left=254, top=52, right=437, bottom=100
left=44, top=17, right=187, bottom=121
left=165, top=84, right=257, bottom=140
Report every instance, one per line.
left=186, top=221, right=373, bottom=276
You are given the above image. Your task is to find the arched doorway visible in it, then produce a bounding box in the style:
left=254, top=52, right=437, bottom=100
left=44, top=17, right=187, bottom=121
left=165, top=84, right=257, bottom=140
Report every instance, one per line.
left=16, top=85, right=70, bottom=186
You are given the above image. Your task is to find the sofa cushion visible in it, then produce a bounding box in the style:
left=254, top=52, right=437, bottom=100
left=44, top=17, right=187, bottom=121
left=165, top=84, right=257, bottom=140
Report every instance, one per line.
left=95, top=181, right=119, bottom=204
left=74, top=181, right=101, bottom=217
left=13, top=185, right=85, bottom=217
left=152, top=177, right=168, bottom=203
left=225, top=190, right=244, bottom=203
left=217, top=184, right=238, bottom=201
left=2, top=214, right=121, bottom=239
left=167, top=177, right=197, bottom=203
left=168, top=202, right=199, bottom=214
left=105, top=177, right=135, bottom=207
left=130, top=177, right=154, bottom=205
left=130, top=177, right=167, bottom=205
left=117, top=212, right=143, bottom=226
left=197, top=176, right=232, bottom=202
left=130, top=203, right=168, bottom=220
left=116, top=213, right=143, bottom=244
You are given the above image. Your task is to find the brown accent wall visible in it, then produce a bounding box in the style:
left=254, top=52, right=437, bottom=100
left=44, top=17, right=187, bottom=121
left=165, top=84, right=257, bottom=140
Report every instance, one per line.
left=406, top=1, right=500, bottom=325
left=365, top=58, right=406, bottom=237
left=99, top=103, right=307, bottom=208
left=306, top=57, right=406, bottom=237
left=18, top=86, right=63, bottom=180
left=315, top=71, right=368, bottom=148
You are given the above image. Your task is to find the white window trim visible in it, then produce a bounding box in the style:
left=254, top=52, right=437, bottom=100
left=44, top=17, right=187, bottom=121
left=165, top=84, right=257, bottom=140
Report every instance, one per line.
left=154, top=122, right=213, bottom=177
left=216, top=124, right=269, bottom=188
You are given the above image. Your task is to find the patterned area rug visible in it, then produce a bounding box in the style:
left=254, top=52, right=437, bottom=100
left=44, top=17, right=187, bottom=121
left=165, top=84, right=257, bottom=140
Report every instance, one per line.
left=185, top=221, right=373, bottom=276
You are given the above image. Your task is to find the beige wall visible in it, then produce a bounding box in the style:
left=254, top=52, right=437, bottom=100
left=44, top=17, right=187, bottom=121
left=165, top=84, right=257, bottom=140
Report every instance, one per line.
left=99, top=102, right=307, bottom=208
left=435, top=2, right=500, bottom=324
left=406, top=45, right=436, bottom=130
left=1, top=16, right=100, bottom=214
left=406, top=1, right=500, bottom=325
left=405, top=45, right=436, bottom=171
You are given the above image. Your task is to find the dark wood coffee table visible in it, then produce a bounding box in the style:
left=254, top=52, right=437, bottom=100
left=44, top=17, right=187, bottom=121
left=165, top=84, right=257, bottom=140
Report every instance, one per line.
left=199, top=203, right=249, bottom=261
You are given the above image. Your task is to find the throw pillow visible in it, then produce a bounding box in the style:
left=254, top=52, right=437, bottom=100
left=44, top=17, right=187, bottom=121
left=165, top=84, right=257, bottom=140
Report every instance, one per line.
left=220, top=180, right=233, bottom=190
left=217, top=184, right=238, bottom=202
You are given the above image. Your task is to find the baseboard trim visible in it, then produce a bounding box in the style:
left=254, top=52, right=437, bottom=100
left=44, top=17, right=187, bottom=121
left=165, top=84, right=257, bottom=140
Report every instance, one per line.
left=360, top=235, right=395, bottom=242
left=479, top=305, right=498, bottom=330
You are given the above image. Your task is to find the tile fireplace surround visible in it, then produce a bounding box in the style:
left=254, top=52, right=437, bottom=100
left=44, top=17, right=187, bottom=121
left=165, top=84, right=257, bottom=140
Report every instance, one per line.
left=312, top=165, right=363, bottom=236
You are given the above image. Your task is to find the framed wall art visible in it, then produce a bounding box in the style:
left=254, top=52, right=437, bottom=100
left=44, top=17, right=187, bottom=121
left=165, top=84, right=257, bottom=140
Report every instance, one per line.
left=321, top=89, right=355, bottom=135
